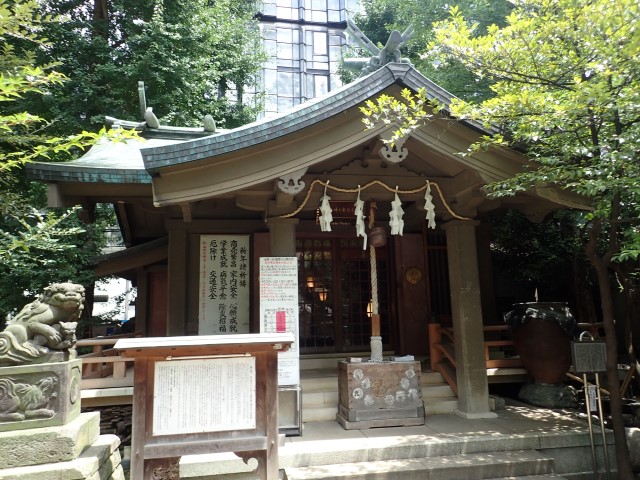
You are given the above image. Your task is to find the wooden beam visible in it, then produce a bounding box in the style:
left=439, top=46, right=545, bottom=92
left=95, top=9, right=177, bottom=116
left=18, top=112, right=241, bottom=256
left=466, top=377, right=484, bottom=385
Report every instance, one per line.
left=95, top=244, right=168, bottom=276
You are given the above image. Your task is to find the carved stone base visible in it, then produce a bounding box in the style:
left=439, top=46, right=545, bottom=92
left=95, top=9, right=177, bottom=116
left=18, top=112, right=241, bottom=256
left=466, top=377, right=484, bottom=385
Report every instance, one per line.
left=0, top=411, right=124, bottom=480
left=518, top=383, right=578, bottom=409
left=0, top=431, right=123, bottom=480
left=0, top=358, right=81, bottom=432
left=0, top=412, right=99, bottom=468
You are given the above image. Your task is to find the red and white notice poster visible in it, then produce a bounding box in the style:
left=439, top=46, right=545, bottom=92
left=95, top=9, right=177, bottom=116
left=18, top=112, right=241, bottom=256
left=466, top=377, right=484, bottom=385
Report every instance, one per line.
left=259, top=257, right=300, bottom=385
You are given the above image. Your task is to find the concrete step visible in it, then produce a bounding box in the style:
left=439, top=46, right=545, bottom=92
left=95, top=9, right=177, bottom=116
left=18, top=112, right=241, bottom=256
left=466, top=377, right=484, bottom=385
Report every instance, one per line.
left=301, top=375, right=338, bottom=391
left=489, top=476, right=567, bottom=480
left=302, top=406, right=338, bottom=422
left=303, top=390, right=338, bottom=406
left=302, top=399, right=460, bottom=421
left=424, top=398, right=458, bottom=414
left=421, top=382, right=454, bottom=399
left=284, top=450, right=554, bottom=480
left=421, top=370, right=447, bottom=385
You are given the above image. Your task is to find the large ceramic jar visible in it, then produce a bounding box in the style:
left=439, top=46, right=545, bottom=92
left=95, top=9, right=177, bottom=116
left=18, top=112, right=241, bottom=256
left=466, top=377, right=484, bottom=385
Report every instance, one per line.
left=504, top=302, right=576, bottom=385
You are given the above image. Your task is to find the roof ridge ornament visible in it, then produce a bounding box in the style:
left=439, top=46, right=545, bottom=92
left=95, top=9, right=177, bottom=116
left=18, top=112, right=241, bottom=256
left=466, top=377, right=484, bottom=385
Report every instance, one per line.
left=144, top=107, right=160, bottom=129
left=203, top=114, right=216, bottom=133
left=345, top=18, right=414, bottom=77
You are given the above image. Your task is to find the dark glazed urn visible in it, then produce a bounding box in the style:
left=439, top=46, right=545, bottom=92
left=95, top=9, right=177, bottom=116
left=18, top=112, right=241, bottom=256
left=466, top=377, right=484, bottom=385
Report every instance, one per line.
left=505, top=302, right=576, bottom=385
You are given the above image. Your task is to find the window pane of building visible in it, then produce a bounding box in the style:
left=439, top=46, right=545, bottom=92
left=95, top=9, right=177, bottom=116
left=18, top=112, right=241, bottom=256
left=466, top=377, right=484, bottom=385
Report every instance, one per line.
left=314, top=75, right=328, bottom=96
left=313, top=31, right=327, bottom=55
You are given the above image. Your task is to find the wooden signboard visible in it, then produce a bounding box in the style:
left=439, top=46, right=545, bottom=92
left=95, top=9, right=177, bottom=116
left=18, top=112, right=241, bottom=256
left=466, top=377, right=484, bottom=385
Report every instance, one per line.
left=199, top=235, right=251, bottom=334
left=115, top=333, right=293, bottom=480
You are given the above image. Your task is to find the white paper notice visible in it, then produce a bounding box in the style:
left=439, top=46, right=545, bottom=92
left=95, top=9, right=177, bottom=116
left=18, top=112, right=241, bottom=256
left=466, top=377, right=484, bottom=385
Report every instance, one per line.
left=259, top=257, right=300, bottom=386
left=152, top=357, right=256, bottom=436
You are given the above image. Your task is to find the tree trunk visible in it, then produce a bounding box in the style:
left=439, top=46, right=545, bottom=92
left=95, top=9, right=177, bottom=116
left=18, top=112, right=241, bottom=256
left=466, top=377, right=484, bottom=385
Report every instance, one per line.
left=572, top=255, right=599, bottom=325
left=93, top=0, right=109, bottom=41
left=587, top=221, right=634, bottom=479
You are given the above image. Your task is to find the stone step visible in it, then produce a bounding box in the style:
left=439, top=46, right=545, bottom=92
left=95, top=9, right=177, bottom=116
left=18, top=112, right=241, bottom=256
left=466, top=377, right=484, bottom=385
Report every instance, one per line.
left=303, top=390, right=339, bottom=407
left=302, top=400, right=460, bottom=421
left=421, top=382, right=454, bottom=399
left=284, top=450, right=554, bottom=480
left=424, top=398, right=458, bottom=414
left=421, top=370, right=447, bottom=385
left=489, top=476, right=567, bottom=480
left=302, top=406, right=338, bottom=422
left=301, top=375, right=338, bottom=392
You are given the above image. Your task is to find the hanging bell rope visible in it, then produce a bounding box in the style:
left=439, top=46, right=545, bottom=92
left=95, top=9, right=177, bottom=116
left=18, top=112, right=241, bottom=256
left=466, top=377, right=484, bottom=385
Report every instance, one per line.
left=369, top=201, right=379, bottom=319
left=368, top=200, right=383, bottom=362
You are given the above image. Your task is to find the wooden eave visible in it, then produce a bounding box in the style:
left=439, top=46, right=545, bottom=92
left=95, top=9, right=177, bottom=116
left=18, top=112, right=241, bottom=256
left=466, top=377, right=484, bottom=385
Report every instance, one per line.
left=94, top=237, right=168, bottom=277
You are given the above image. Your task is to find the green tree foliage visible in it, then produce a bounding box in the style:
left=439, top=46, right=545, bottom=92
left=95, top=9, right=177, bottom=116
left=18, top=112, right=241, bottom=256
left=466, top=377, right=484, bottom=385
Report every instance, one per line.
left=0, top=0, right=133, bottom=171
left=349, top=0, right=512, bottom=100
left=489, top=210, right=581, bottom=294
left=0, top=0, right=126, bottom=319
left=16, top=0, right=264, bottom=133
left=1, top=0, right=264, bottom=318
left=362, top=1, right=639, bottom=476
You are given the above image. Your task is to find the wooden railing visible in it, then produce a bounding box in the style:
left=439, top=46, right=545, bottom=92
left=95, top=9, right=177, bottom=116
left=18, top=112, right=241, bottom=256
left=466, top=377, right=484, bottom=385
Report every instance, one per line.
left=77, top=333, right=137, bottom=390
left=428, top=323, right=524, bottom=395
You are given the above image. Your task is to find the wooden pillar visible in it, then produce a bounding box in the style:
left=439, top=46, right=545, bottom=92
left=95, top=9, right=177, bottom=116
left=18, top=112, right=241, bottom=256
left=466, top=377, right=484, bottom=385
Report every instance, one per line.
left=266, top=218, right=298, bottom=256
left=167, top=226, right=188, bottom=336
left=442, top=220, right=496, bottom=419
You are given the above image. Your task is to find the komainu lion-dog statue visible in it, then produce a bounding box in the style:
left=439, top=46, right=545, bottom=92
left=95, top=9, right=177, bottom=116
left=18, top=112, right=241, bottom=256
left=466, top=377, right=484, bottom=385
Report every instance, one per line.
left=0, top=282, right=84, bottom=366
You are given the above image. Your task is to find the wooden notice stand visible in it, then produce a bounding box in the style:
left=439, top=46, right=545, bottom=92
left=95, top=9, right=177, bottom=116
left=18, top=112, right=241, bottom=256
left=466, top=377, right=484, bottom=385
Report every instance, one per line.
left=115, top=333, right=293, bottom=480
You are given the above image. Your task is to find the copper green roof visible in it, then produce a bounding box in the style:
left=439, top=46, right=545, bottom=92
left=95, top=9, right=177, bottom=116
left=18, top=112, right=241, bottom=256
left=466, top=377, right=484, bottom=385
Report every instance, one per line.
left=28, top=64, right=485, bottom=183
left=142, top=64, right=484, bottom=173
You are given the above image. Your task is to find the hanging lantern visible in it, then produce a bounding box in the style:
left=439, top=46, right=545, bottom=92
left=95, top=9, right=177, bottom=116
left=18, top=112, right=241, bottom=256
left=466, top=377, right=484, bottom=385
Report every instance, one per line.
left=306, top=275, right=315, bottom=289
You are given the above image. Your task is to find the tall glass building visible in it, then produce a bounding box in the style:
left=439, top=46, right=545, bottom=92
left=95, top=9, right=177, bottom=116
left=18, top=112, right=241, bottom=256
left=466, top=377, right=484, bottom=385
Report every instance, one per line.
left=254, top=0, right=362, bottom=117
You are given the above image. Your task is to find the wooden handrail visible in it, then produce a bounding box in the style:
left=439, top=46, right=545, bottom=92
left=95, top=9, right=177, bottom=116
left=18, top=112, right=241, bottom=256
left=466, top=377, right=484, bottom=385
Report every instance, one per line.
left=428, top=322, right=523, bottom=395
left=77, top=334, right=139, bottom=387
left=77, top=332, right=139, bottom=348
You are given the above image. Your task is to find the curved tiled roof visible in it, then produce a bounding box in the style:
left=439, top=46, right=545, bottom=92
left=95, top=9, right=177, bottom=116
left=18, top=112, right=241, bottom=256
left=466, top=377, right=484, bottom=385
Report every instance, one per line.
left=141, top=63, right=485, bottom=173
left=27, top=138, right=156, bottom=184
left=27, top=63, right=483, bottom=184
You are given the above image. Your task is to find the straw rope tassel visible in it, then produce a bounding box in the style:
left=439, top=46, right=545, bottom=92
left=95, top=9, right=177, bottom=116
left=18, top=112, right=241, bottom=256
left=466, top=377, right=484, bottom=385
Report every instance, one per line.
left=275, top=179, right=470, bottom=222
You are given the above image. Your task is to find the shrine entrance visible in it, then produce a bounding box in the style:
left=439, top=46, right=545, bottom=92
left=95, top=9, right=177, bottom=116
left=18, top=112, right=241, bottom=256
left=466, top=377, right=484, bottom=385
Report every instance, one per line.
left=296, top=237, right=393, bottom=354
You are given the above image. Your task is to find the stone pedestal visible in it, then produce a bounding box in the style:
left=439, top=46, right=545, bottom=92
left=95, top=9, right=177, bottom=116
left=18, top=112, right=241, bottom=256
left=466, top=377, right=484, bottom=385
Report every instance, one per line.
left=0, top=412, right=124, bottom=480
left=0, top=358, right=82, bottom=432
left=336, top=360, right=424, bottom=429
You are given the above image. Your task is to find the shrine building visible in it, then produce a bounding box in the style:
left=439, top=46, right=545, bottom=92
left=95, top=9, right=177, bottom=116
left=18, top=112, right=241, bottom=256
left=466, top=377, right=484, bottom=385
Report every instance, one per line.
left=26, top=62, right=586, bottom=419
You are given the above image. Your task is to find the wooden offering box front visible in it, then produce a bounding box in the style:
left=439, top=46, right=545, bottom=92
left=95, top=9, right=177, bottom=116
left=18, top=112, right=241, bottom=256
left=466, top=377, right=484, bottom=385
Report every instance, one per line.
left=337, top=360, right=425, bottom=430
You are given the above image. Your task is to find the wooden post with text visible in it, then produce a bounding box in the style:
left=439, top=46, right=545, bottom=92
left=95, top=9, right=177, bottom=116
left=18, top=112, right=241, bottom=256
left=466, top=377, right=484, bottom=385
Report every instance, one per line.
left=115, top=333, right=293, bottom=480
